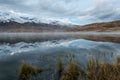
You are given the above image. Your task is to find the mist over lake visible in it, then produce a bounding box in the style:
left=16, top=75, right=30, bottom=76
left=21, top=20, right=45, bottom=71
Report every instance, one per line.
left=0, top=32, right=120, bottom=43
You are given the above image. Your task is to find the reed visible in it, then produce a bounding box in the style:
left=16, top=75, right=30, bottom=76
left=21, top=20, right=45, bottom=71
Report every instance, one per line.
left=19, top=62, right=42, bottom=80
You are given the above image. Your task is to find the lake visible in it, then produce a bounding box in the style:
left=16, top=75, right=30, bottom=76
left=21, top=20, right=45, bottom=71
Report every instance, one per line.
left=0, top=32, right=120, bottom=80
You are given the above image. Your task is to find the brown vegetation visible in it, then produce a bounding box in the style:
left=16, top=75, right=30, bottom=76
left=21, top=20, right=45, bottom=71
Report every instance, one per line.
left=61, top=61, right=79, bottom=80
left=19, top=62, right=42, bottom=80
left=61, top=57, right=120, bottom=80
left=68, top=20, right=120, bottom=32
left=19, top=55, right=120, bottom=80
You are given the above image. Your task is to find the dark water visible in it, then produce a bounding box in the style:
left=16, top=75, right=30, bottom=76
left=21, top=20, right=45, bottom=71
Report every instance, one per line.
left=0, top=39, right=120, bottom=80
left=0, top=32, right=120, bottom=80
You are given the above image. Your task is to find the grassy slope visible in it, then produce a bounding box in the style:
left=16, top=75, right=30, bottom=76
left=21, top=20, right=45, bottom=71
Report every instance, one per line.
left=68, top=20, right=120, bottom=32
left=1, top=20, right=120, bottom=32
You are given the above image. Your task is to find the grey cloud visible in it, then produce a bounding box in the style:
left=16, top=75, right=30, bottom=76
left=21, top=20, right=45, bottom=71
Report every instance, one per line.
left=0, top=0, right=84, bottom=17
left=83, top=0, right=120, bottom=22
left=0, top=0, right=120, bottom=24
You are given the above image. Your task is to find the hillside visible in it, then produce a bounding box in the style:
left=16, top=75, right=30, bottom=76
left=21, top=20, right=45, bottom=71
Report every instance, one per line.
left=1, top=20, right=120, bottom=32
left=68, top=20, right=120, bottom=32
left=0, top=21, right=76, bottom=32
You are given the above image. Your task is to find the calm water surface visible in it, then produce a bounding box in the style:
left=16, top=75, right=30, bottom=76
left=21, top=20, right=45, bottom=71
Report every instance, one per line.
left=0, top=39, right=120, bottom=80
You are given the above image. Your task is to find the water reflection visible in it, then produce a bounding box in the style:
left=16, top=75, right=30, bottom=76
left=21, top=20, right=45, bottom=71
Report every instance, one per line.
left=0, top=39, right=120, bottom=80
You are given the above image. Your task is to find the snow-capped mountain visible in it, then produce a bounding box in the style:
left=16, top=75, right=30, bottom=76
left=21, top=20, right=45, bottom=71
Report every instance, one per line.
left=0, top=11, right=79, bottom=32
left=0, top=11, right=72, bottom=25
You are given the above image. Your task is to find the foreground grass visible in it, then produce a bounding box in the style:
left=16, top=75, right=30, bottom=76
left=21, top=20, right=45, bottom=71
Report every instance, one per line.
left=61, top=61, right=79, bottom=80
left=58, top=57, right=64, bottom=78
left=61, top=57, right=120, bottom=80
left=19, top=56, right=120, bottom=80
left=85, top=59, right=120, bottom=80
left=19, top=62, right=42, bottom=80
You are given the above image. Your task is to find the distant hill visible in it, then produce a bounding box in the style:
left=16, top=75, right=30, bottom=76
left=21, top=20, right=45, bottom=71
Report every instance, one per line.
left=0, top=21, right=77, bottom=32
left=68, top=20, right=120, bottom=32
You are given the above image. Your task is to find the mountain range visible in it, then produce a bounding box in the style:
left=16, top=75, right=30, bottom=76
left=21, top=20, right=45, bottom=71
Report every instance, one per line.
left=0, top=11, right=72, bottom=25
left=0, top=11, right=77, bottom=32
left=0, top=11, right=120, bottom=32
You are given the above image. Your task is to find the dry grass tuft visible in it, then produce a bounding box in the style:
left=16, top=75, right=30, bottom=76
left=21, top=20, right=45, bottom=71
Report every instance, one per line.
left=61, top=61, right=79, bottom=80
left=85, top=58, right=120, bottom=80
left=18, top=56, right=120, bottom=80
left=58, top=57, right=64, bottom=78
left=19, top=62, right=42, bottom=80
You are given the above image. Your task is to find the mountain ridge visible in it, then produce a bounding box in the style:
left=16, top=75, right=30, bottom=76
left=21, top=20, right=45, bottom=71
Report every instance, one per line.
left=0, top=11, right=72, bottom=25
left=67, top=20, right=120, bottom=32
left=0, top=11, right=120, bottom=32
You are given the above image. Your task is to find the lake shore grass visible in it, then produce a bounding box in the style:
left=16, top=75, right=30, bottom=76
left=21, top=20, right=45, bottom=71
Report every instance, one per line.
left=19, top=56, right=120, bottom=80
left=19, top=62, right=43, bottom=80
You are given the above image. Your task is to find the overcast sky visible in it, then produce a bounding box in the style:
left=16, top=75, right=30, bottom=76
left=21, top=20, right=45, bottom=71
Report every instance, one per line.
left=0, top=0, right=120, bottom=24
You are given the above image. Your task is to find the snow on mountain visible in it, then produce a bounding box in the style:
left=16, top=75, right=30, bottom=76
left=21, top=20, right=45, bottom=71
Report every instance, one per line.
left=0, top=11, right=41, bottom=23
left=0, top=11, right=72, bottom=25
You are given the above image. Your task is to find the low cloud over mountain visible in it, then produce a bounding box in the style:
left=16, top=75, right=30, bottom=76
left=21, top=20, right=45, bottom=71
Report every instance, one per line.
left=0, top=0, right=120, bottom=24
